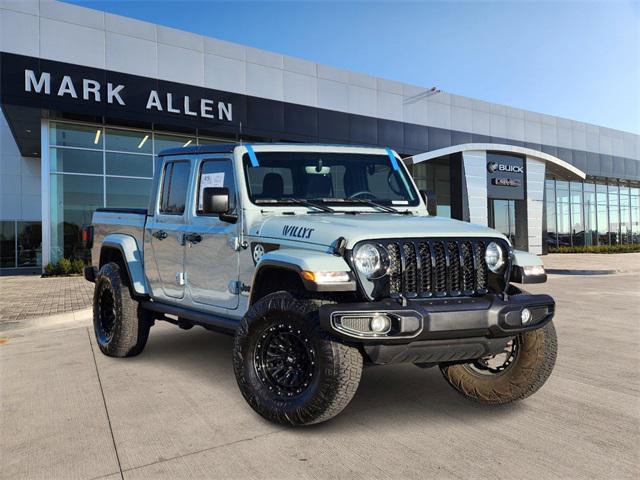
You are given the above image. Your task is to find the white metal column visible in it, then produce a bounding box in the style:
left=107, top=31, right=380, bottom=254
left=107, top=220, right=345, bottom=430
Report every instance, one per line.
left=40, top=119, right=50, bottom=269
left=461, top=150, right=488, bottom=226
left=526, top=156, right=546, bottom=255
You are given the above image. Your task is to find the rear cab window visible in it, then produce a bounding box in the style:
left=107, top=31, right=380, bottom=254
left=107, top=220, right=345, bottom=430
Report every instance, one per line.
left=159, top=160, right=191, bottom=215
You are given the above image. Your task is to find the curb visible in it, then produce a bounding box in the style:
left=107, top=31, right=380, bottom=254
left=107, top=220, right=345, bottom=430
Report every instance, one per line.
left=546, top=268, right=640, bottom=275
left=1, top=308, right=92, bottom=334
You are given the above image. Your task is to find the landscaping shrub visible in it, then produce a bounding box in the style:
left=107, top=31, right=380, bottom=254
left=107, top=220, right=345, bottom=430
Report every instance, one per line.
left=42, top=258, right=86, bottom=276
left=549, top=244, right=640, bottom=254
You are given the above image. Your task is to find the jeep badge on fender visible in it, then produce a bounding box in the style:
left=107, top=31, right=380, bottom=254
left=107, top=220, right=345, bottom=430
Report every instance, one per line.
left=85, top=143, right=557, bottom=426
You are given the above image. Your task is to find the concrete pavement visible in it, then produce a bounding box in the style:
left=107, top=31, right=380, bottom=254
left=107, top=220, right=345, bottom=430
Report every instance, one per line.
left=1, top=266, right=639, bottom=479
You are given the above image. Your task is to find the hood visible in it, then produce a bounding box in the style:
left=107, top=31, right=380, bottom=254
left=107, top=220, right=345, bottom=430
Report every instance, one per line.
left=250, top=213, right=508, bottom=249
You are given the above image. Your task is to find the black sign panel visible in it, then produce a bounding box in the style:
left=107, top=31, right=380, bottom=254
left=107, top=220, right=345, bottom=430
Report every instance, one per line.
left=486, top=153, right=525, bottom=200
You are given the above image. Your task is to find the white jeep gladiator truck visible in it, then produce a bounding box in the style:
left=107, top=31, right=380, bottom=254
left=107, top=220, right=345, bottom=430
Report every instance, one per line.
left=84, top=143, right=557, bottom=426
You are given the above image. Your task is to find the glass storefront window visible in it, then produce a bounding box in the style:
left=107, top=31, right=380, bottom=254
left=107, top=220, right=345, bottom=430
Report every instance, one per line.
left=154, top=133, right=196, bottom=153
left=0, top=221, right=16, bottom=268
left=545, top=179, right=557, bottom=248
left=631, top=188, right=639, bottom=243
left=50, top=174, right=104, bottom=262
left=619, top=185, right=632, bottom=244
left=569, top=182, right=584, bottom=246
left=596, top=183, right=609, bottom=245
left=412, top=157, right=452, bottom=217
left=556, top=181, right=571, bottom=247
left=105, top=152, right=153, bottom=177
left=106, top=177, right=153, bottom=209
left=105, top=128, right=152, bottom=154
left=0, top=221, right=42, bottom=269
left=608, top=184, right=620, bottom=244
left=17, top=222, right=42, bottom=267
left=50, top=148, right=103, bottom=174
left=583, top=183, right=597, bottom=246
left=50, top=122, right=103, bottom=148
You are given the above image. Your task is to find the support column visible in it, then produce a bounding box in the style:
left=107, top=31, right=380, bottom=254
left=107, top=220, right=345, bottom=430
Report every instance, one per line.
left=526, top=156, right=545, bottom=254
left=461, top=150, right=488, bottom=226
left=40, top=119, right=50, bottom=269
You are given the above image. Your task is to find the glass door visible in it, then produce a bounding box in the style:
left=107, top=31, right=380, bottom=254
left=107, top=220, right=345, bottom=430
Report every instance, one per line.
left=489, top=199, right=516, bottom=245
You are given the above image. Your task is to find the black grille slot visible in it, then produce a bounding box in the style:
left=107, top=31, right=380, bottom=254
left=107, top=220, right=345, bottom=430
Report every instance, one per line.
left=461, top=241, right=475, bottom=292
left=418, top=242, right=432, bottom=295
left=402, top=243, right=417, bottom=294
left=382, top=238, right=496, bottom=298
left=447, top=241, right=461, bottom=294
left=387, top=243, right=401, bottom=294
left=433, top=241, right=447, bottom=293
left=475, top=241, right=488, bottom=292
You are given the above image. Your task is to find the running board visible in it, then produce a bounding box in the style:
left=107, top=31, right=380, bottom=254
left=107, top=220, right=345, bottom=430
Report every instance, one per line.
left=140, top=300, right=239, bottom=334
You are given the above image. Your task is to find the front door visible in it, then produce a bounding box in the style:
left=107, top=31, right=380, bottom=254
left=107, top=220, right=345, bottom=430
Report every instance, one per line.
left=488, top=199, right=528, bottom=250
left=145, top=160, right=192, bottom=300
left=184, top=157, right=240, bottom=310
left=489, top=199, right=516, bottom=245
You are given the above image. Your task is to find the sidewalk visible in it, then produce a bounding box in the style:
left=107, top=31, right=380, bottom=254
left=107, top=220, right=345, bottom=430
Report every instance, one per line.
left=542, top=252, right=640, bottom=273
left=0, top=275, right=93, bottom=325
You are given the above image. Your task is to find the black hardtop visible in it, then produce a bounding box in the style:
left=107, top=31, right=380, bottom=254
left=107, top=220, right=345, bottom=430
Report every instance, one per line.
left=157, top=143, right=389, bottom=157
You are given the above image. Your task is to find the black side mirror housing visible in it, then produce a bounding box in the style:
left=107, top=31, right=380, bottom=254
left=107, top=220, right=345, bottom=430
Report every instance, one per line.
left=202, top=187, right=237, bottom=223
left=203, top=187, right=229, bottom=214
left=420, top=189, right=437, bottom=216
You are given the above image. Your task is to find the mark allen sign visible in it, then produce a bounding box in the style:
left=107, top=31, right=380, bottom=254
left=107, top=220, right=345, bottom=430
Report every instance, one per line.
left=23, top=69, right=233, bottom=122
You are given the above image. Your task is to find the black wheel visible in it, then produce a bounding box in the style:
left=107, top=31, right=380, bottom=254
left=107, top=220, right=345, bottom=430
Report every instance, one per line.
left=93, top=262, right=152, bottom=357
left=440, top=321, right=557, bottom=405
left=233, top=292, right=363, bottom=426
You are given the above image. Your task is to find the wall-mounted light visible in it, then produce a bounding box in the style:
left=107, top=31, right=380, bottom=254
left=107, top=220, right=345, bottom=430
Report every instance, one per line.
left=138, top=134, right=149, bottom=149
left=94, top=129, right=101, bottom=145
left=183, top=139, right=192, bottom=147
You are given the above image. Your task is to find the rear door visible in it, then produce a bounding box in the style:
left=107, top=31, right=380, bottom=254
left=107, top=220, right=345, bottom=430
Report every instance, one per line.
left=184, top=156, right=240, bottom=310
left=145, top=159, right=192, bottom=300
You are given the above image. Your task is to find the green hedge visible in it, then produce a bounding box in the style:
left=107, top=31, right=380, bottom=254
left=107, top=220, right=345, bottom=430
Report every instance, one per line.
left=549, top=244, right=640, bottom=254
left=43, top=258, right=86, bottom=276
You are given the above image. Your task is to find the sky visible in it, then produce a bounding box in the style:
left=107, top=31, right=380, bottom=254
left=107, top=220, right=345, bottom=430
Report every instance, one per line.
left=65, top=0, right=640, bottom=134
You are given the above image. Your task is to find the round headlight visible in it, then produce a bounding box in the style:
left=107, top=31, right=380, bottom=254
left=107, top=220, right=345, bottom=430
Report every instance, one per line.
left=485, top=241, right=505, bottom=273
left=353, top=243, right=388, bottom=279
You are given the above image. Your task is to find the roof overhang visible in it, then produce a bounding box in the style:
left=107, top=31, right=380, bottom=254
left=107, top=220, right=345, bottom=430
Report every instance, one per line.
left=404, top=143, right=587, bottom=181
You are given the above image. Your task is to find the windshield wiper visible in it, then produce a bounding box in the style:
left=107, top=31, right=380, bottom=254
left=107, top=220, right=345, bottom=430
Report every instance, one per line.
left=256, top=198, right=335, bottom=213
left=335, top=198, right=406, bottom=214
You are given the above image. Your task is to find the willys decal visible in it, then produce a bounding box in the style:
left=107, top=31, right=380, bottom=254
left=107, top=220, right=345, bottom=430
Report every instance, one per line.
left=282, top=225, right=315, bottom=239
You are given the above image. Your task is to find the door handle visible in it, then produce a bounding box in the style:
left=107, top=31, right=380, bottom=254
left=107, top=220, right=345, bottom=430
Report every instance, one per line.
left=152, top=230, right=168, bottom=240
left=185, top=233, right=203, bottom=244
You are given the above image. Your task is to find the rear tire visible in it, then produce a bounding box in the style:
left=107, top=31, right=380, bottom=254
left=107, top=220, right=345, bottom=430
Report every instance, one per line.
left=93, top=262, right=152, bottom=357
left=233, top=292, right=363, bottom=426
left=440, top=321, right=557, bottom=404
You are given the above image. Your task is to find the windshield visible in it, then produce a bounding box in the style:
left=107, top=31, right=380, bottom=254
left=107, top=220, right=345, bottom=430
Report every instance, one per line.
left=242, top=151, right=419, bottom=207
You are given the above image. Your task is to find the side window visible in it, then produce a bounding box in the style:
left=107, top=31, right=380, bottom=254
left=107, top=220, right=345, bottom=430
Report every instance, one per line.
left=159, top=161, right=191, bottom=215
left=197, top=159, right=236, bottom=215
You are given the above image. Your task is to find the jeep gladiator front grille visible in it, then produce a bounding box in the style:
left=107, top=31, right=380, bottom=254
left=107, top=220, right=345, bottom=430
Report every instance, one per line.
left=383, top=239, right=491, bottom=298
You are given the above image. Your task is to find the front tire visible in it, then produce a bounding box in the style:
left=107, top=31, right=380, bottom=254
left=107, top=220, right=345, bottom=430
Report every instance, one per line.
left=233, top=292, right=363, bottom=426
left=93, top=262, right=152, bottom=357
left=440, top=321, right=557, bottom=404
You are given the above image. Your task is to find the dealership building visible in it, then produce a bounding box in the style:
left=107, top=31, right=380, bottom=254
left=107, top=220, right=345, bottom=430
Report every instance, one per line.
left=1, top=0, right=639, bottom=274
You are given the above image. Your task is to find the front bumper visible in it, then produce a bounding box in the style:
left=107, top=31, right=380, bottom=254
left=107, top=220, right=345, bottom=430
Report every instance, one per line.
left=319, top=293, right=555, bottom=364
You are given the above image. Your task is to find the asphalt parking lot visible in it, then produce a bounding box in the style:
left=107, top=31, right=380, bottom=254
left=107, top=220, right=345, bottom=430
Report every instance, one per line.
left=1, top=263, right=639, bottom=479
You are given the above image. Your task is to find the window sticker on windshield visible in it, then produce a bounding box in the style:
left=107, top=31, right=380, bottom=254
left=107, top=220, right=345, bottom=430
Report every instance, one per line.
left=198, top=172, right=225, bottom=209
left=391, top=200, right=409, bottom=205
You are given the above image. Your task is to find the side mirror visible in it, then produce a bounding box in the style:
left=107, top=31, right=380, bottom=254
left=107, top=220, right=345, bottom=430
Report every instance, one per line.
left=420, top=189, right=437, bottom=216
left=203, top=187, right=238, bottom=224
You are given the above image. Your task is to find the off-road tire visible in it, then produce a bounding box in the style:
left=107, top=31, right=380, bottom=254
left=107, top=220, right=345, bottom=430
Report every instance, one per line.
left=233, top=291, right=363, bottom=426
left=93, top=262, right=152, bottom=357
left=440, top=321, right=557, bottom=404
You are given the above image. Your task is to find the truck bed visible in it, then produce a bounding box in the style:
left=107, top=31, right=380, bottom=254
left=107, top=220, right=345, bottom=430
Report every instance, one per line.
left=91, top=209, right=148, bottom=262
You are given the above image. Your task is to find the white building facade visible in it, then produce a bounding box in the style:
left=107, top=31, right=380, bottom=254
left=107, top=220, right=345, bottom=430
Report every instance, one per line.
left=0, top=0, right=638, bottom=273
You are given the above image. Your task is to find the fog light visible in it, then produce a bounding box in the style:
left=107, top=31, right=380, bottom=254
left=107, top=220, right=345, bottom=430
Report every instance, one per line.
left=370, top=315, right=391, bottom=333
left=521, top=308, right=532, bottom=324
